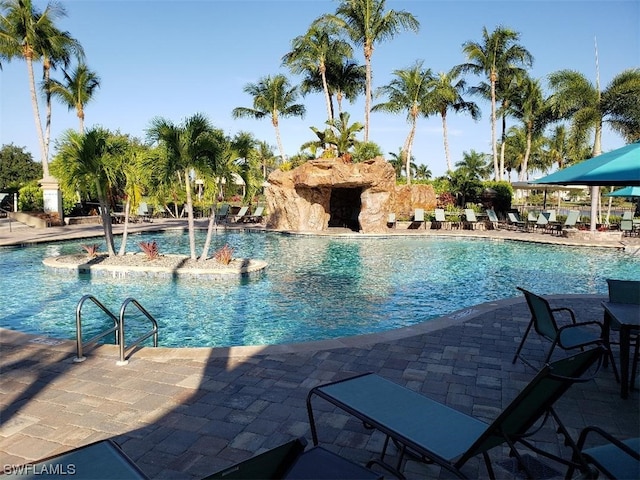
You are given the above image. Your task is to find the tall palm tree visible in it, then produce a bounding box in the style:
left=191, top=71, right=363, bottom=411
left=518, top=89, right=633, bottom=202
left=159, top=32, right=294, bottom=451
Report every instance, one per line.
left=458, top=26, right=533, bottom=180
left=510, top=76, right=547, bottom=181
left=282, top=23, right=352, bottom=123
left=146, top=113, right=221, bottom=260
left=327, top=58, right=366, bottom=115
left=428, top=68, right=480, bottom=172
left=372, top=60, right=434, bottom=184
left=52, top=127, right=121, bottom=256
left=318, top=0, right=420, bottom=142
left=0, top=0, right=81, bottom=178
left=232, top=74, right=306, bottom=161
left=47, top=63, right=100, bottom=133
left=415, top=164, right=432, bottom=180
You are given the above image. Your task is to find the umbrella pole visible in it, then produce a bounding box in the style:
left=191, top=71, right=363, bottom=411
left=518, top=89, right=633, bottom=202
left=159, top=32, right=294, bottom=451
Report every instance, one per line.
left=590, top=186, right=599, bottom=231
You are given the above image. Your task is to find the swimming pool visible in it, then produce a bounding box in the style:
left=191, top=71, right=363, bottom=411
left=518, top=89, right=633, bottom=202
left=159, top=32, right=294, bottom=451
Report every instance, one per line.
left=1, top=230, right=639, bottom=347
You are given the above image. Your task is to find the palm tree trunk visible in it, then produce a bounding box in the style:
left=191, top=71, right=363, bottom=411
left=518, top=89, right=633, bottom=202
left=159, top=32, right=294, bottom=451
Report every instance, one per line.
left=184, top=168, right=197, bottom=259
left=95, top=182, right=115, bottom=256
left=199, top=206, right=216, bottom=261
left=519, top=131, right=532, bottom=182
left=404, top=117, right=417, bottom=185
left=490, top=78, right=498, bottom=181
left=363, top=47, right=373, bottom=143
left=499, top=112, right=507, bottom=181
left=43, top=60, right=52, bottom=164
left=26, top=55, right=50, bottom=178
left=441, top=112, right=452, bottom=172
left=272, top=117, right=286, bottom=161
left=118, top=197, right=132, bottom=256
left=320, top=66, right=333, bottom=123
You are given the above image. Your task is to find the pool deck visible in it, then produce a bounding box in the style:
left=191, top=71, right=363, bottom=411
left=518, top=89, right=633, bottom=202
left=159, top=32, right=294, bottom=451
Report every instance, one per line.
left=1, top=219, right=639, bottom=479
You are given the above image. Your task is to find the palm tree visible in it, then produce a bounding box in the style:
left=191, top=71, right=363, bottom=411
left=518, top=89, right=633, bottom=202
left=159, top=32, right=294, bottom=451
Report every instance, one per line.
left=0, top=0, right=82, bottom=178
left=318, top=0, right=420, bottom=142
left=282, top=23, right=352, bottom=123
left=232, top=74, right=306, bottom=161
left=387, top=148, right=417, bottom=180
left=52, top=127, right=121, bottom=256
left=146, top=113, right=222, bottom=260
left=304, top=111, right=364, bottom=158
left=429, top=68, right=480, bottom=172
left=372, top=60, right=434, bottom=184
left=47, top=63, right=100, bottom=133
left=415, top=164, right=432, bottom=180
left=510, top=76, right=547, bottom=180
left=547, top=68, right=640, bottom=157
left=327, top=59, right=366, bottom=114
left=458, top=26, right=533, bottom=180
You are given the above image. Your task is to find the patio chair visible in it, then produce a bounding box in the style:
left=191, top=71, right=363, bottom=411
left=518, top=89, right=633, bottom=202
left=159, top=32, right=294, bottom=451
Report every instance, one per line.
left=229, top=206, right=249, bottom=223
left=307, top=347, right=605, bottom=479
left=247, top=206, right=265, bottom=223
left=605, top=279, right=640, bottom=387
left=410, top=208, right=425, bottom=229
left=567, top=426, right=640, bottom=479
left=621, top=219, right=637, bottom=236
left=2, top=439, right=149, bottom=479
left=463, top=209, right=480, bottom=229
left=136, top=202, right=152, bottom=223
left=434, top=208, right=450, bottom=229
left=533, top=211, right=552, bottom=233
left=387, top=212, right=396, bottom=229
left=552, top=210, right=580, bottom=235
left=512, top=287, right=611, bottom=368
left=485, top=209, right=502, bottom=229
left=214, top=204, right=230, bottom=224
left=204, top=437, right=381, bottom=480
left=507, top=212, right=527, bottom=232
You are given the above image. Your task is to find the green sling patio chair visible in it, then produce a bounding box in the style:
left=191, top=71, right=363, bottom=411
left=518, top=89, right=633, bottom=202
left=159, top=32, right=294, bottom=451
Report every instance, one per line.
left=307, top=347, right=605, bottom=479
left=214, top=204, right=230, bottom=224
left=204, top=437, right=381, bottom=480
left=485, top=209, right=501, bottom=229
left=567, top=426, right=640, bottom=479
left=512, top=287, right=611, bottom=369
left=507, top=212, right=527, bottom=232
left=463, top=208, right=479, bottom=229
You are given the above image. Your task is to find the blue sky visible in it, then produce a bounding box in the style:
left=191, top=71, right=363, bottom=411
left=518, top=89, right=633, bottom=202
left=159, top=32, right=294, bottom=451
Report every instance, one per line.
left=1, top=0, right=638, bottom=178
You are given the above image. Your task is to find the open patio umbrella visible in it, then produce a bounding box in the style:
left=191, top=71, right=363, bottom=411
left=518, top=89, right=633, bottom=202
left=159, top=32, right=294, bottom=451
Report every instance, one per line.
left=533, top=141, right=640, bottom=230
left=605, top=186, right=640, bottom=197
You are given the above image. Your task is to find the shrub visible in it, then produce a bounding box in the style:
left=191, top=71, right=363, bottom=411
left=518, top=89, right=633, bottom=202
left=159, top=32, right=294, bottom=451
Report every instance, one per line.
left=81, top=244, right=100, bottom=257
left=138, top=240, right=159, bottom=260
left=214, top=244, right=234, bottom=265
left=17, top=183, right=44, bottom=211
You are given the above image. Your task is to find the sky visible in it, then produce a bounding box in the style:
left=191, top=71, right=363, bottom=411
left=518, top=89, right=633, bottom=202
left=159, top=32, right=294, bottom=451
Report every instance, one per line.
left=1, top=0, right=639, bottom=178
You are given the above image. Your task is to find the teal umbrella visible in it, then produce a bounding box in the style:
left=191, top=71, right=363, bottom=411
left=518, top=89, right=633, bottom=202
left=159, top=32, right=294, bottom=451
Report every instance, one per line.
left=533, top=141, right=640, bottom=186
left=605, top=186, right=640, bottom=197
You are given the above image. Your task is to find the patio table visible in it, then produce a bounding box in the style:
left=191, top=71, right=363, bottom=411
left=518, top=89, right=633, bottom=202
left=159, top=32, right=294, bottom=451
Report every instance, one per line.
left=602, top=301, right=640, bottom=399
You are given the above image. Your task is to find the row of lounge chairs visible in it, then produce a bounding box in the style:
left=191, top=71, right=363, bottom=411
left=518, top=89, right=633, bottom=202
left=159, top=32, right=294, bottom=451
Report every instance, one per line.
left=506, top=209, right=582, bottom=235
left=214, top=204, right=264, bottom=224
left=388, top=208, right=497, bottom=230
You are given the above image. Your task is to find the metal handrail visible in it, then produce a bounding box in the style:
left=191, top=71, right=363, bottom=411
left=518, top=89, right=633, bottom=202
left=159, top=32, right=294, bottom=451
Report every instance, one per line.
left=74, top=295, right=119, bottom=363
left=117, top=297, right=159, bottom=365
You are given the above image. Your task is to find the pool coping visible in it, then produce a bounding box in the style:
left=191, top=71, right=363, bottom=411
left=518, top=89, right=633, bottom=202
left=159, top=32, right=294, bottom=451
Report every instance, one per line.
left=0, top=294, right=606, bottom=363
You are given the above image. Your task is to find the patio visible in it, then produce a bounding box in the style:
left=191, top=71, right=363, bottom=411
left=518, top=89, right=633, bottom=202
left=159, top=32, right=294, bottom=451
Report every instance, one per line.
left=0, top=295, right=637, bottom=479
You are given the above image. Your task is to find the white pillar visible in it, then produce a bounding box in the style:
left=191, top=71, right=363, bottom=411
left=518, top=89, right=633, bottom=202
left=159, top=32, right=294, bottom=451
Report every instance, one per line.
left=590, top=186, right=599, bottom=232
left=40, top=177, right=63, bottom=218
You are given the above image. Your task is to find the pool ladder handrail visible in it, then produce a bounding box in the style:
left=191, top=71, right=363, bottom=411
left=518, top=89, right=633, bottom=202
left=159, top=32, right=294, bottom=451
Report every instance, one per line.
left=74, top=295, right=158, bottom=365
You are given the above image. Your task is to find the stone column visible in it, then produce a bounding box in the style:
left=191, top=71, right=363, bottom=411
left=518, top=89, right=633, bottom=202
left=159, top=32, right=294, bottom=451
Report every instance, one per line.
left=40, top=176, right=63, bottom=219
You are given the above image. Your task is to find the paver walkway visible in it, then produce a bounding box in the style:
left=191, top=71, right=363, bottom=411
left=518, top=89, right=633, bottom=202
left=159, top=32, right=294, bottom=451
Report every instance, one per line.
left=1, top=296, right=638, bottom=479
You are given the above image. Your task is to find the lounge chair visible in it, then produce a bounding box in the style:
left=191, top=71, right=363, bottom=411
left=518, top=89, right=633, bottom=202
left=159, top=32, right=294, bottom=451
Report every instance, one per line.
left=307, top=348, right=605, bottom=479
left=621, top=219, right=638, bottom=236
left=215, top=204, right=230, bottom=224
left=434, top=208, right=450, bottom=229
left=136, top=202, right=152, bottom=223
left=568, top=426, right=640, bottom=479
left=552, top=210, right=580, bottom=235
left=533, top=211, right=552, bottom=233
left=512, top=287, right=612, bottom=369
left=229, top=206, right=249, bottom=223
left=485, top=209, right=501, bottom=230
left=247, top=206, right=265, bottom=223
left=387, top=213, right=396, bottom=229
left=2, top=439, right=149, bottom=479
left=463, top=209, right=479, bottom=230
left=507, top=212, right=527, bottom=232
left=410, top=208, right=425, bottom=229
left=204, top=437, right=381, bottom=480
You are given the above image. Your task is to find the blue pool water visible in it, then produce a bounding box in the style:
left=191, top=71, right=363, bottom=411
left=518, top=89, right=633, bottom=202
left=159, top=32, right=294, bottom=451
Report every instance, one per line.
left=1, top=231, right=639, bottom=347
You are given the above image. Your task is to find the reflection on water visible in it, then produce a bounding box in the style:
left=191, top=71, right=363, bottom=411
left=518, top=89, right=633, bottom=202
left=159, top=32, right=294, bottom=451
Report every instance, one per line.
left=1, top=231, right=639, bottom=347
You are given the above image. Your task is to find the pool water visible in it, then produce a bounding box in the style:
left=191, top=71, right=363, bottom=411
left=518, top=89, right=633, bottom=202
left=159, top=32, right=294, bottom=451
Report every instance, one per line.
left=1, top=231, right=639, bottom=348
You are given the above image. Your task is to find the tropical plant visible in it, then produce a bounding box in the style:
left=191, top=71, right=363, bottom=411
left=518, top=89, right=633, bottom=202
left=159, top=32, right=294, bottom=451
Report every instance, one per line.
left=372, top=60, right=434, bottom=183
left=47, top=63, right=100, bottom=133
left=52, top=127, right=122, bottom=256
left=547, top=68, right=640, bottom=156
left=387, top=148, right=416, bottom=180
left=146, top=113, right=223, bottom=260
left=0, top=143, right=42, bottom=189
left=232, top=74, right=306, bottom=161
left=81, top=243, right=99, bottom=257
left=138, top=240, right=159, bottom=260
left=282, top=23, right=352, bottom=123
left=0, top=0, right=83, bottom=175
left=351, top=140, right=382, bottom=162
left=428, top=69, right=480, bottom=172
left=458, top=26, right=533, bottom=180
left=16, top=181, right=42, bottom=211
left=317, top=0, right=420, bottom=142
left=303, top=111, right=363, bottom=158
left=415, top=164, right=432, bottom=180
left=214, top=243, right=234, bottom=265
left=325, top=58, right=366, bottom=114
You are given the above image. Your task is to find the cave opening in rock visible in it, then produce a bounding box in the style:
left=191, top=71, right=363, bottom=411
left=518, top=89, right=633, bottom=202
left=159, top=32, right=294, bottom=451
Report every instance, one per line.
left=328, top=187, right=362, bottom=231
